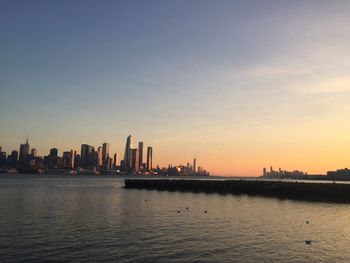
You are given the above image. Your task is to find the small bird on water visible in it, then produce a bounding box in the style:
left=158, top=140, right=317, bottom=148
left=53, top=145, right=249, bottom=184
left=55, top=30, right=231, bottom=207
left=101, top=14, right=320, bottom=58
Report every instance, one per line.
left=305, top=240, right=312, bottom=245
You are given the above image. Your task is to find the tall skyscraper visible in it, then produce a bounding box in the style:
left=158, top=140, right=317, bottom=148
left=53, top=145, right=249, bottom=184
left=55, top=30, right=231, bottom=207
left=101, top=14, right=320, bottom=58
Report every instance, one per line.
left=19, top=138, right=30, bottom=164
left=91, top=150, right=99, bottom=168
left=193, top=158, right=196, bottom=175
left=113, top=153, right=119, bottom=168
left=146, top=146, right=152, bottom=171
left=102, top=143, right=109, bottom=163
left=63, top=150, right=74, bottom=169
left=138, top=141, right=143, bottom=170
left=81, top=144, right=93, bottom=168
left=97, top=146, right=102, bottom=167
left=131, top=148, right=139, bottom=173
left=123, top=135, right=133, bottom=171
left=70, top=149, right=75, bottom=169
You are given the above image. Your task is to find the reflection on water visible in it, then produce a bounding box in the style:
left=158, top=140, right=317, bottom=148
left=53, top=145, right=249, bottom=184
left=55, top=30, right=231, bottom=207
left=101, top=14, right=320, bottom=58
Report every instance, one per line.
left=1, top=175, right=350, bottom=262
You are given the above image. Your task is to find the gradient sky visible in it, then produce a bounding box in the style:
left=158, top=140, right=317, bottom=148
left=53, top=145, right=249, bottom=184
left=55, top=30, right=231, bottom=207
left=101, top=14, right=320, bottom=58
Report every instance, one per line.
left=1, top=0, right=350, bottom=176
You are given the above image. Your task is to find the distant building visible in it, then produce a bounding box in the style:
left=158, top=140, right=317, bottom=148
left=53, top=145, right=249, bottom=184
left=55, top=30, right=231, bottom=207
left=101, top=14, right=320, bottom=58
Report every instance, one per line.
left=193, top=158, right=196, bottom=175
left=9, top=150, right=18, bottom=166
left=31, top=148, right=37, bottom=157
left=327, top=168, right=350, bottom=179
left=106, top=156, right=113, bottom=170
left=131, top=148, right=139, bottom=173
left=147, top=146, right=152, bottom=171
left=19, top=139, right=30, bottom=165
left=113, top=153, right=119, bottom=168
left=102, top=143, right=109, bottom=163
left=81, top=144, right=93, bottom=168
left=50, top=148, right=58, bottom=157
left=138, top=141, right=143, bottom=171
left=262, top=166, right=307, bottom=179
left=0, top=151, right=6, bottom=166
left=62, top=150, right=74, bottom=169
left=97, top=146, right=102, bottom=167
left=123, top=135, right=133, bottom=172
left=74, top=153, right=80, bottom=168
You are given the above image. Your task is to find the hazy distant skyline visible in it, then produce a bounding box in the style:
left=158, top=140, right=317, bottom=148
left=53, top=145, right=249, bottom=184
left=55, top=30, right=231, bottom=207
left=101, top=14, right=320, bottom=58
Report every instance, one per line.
left=2, top=0, right=350, bottom=176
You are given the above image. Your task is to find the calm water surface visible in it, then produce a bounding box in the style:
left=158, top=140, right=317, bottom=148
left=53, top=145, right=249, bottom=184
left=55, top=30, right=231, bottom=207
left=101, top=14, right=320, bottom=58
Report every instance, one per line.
left=1, top=175, right=350, bottom=262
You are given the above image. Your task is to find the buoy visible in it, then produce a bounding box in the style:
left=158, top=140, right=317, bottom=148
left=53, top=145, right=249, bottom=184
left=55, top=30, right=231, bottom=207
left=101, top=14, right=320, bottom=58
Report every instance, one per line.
left=204, top=210, right=207, bottom=213
left=306, top=221, right=309, bottom=224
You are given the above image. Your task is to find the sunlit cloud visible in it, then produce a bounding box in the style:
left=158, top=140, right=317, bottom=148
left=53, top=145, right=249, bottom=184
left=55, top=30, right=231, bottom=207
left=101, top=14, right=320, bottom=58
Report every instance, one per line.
left=226, top=45, right=350, bottom=95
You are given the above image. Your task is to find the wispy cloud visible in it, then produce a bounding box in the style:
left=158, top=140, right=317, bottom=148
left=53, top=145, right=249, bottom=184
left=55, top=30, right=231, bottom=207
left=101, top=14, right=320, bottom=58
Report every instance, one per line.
left=227, top=46, right=350, bottom=94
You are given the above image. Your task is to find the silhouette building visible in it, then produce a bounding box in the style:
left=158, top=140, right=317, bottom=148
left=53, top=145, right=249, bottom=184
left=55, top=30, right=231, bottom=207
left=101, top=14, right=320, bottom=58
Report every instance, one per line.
left=147, top=146, right=152, bottom=171
left=50, top=148, right=58, bottom=157
left=102, top=143, right=109, bottom=163
left=123, top=135, right=133, bottom=172
left=81, top=144, right=93, bottom=168
left=138, top=142, right=143, bottom=170
left=193, top=158, right=196, bottom=175
left=19, top=139, right=30, bottom=165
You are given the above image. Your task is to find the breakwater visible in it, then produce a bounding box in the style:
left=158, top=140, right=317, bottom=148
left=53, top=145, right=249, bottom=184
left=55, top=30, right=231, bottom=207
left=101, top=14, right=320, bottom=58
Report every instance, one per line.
left=124, top=179, right=350, bottom=203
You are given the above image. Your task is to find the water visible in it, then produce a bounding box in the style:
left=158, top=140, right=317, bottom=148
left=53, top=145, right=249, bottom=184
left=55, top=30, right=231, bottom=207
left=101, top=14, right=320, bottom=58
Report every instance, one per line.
left=1, top=175, right=350, bottom=262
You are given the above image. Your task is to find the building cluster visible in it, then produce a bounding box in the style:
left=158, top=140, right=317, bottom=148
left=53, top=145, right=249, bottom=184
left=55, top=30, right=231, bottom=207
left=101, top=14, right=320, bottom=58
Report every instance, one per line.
left=262, top=166, right=350, bottom=180
left=262, top=166, right=307, bottom=179
left=327, top=168, right=350, bottom=180
left=153, top=158, right=209, bottom=176
left=0, top=135, right=209, bottom=176
left=121, top=135, right=152, bottom=174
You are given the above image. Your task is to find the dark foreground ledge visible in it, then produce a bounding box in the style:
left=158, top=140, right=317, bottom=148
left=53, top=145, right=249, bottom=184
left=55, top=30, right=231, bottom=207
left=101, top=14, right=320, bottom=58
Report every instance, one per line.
left=124, top=179, right=350, bottom=203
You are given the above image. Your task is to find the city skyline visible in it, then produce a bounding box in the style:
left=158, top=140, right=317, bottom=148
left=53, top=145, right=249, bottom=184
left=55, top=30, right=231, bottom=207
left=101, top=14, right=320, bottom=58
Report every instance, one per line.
left=2, top=1, right=350, bottom=176
left=0, top=135, right=209, bottom=176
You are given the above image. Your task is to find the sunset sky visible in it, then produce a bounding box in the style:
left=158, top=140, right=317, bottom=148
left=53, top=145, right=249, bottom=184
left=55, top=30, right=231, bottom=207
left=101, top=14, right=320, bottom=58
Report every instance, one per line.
left=1, top=0, right=350, bottom=176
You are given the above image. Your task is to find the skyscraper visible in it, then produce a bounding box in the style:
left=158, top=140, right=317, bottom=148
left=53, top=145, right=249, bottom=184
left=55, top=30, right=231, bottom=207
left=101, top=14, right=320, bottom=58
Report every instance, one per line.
left=131, top=148, right=139, bottom=173
left=146, top=146, right=152, bottom=171
left=193, top=158, right=196, bottom=175
left=102, top=143, right=109, bottom=163
left=123, top=135, right=133, bottom=172
left=138, top=141, right=143, bottom=170
left=97, top=146, right=102, bottom=167
left=19, top=138, right=30, bottom=165
left=81, top=144, right=93, bottom=168
left=63, top=150, right=74, bottom=169
left=113, top=153, right=119, bottom=168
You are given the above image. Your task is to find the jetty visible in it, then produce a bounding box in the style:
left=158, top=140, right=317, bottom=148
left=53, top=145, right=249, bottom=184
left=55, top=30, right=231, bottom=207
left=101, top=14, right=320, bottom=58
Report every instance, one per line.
left=124, top=179, right=350, bottom=203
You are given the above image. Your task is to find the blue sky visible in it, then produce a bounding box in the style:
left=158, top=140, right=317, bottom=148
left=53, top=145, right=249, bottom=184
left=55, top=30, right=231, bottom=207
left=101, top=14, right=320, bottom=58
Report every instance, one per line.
left=1, top=0, right=350, bottom=175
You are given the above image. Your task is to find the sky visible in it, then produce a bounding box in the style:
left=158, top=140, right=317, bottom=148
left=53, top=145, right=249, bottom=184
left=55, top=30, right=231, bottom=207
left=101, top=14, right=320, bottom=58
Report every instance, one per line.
left=1, top=0, right=350, bottom=176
